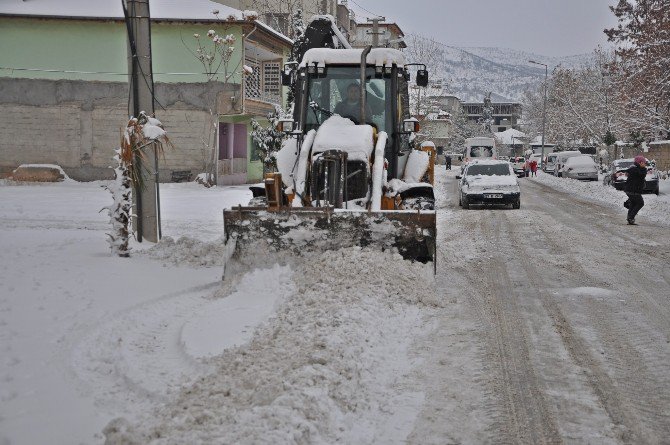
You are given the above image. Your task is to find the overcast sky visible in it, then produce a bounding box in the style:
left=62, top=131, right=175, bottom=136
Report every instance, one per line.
left=347, top=0, right=620, bottom=57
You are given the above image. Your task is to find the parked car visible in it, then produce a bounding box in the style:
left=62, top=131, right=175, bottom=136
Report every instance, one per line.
left=607, top=158, right=660, bottom=194
left=562, top=155, right=599, bottom=181
left=554, top=151, right=583, bottom=177
left=510, top=156, right=526, bottom=177
left=456, top=160, right=521, bottom=209
left=544, top=153, right=559, bottom=173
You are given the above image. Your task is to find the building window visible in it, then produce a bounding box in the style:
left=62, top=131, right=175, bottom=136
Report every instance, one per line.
left=263, top=62, right=281, bottom=103
left=244, top=58, right=281, bottom=105
left=244, top=58, right=261, bottom=99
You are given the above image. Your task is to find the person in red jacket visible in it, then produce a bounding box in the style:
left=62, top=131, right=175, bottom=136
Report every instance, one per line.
left=529, top=159, right=538, bottom=177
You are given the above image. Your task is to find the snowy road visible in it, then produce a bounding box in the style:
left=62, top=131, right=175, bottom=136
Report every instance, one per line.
left=2, top=173, right=670, bottom=444
left=407, top=171, right=670, bottom=444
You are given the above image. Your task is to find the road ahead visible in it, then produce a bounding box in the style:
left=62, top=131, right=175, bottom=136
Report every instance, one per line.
left=408, top=172, right=670, bottom=444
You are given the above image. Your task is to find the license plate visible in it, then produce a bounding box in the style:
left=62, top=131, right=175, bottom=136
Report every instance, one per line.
left=578, top=173, right=590, bottom=176
left=484, top=193, right=503, bottom=198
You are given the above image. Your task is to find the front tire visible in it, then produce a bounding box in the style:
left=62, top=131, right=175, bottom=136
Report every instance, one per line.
left=462, top=196, right=470, bottom=209
left=513, top=199, right=521, bottom=209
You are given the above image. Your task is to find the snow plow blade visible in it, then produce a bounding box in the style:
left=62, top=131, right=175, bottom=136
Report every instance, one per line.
left=222, top=207, right=436, bottom=277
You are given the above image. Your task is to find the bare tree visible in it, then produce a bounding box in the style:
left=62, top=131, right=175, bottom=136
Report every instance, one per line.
left=182, top=17, right=247, bottom=185
left=605, top=0, right=670, bottom=140
left=246, top=0, right=324, bottom=36
left=522, top=49, right=625, bottom=151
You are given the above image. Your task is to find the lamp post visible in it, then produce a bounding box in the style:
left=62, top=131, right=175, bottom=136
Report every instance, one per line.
left=529, top=60, right=548, bottom=169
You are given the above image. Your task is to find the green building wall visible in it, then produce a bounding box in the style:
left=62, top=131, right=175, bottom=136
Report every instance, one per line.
left=0, top=17, right=243, bottom=85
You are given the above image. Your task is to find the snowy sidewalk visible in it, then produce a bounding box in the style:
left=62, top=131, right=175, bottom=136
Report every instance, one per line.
left=527, top=171, right=670, bottom=226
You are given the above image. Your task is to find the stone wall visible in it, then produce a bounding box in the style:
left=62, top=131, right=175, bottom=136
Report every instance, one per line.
left=647, top=142, right=670, bottom=171
left=0, top=78, right=236, bottom=181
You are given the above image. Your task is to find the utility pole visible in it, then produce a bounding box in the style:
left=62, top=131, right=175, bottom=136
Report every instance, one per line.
left=124, top=0, right=161, bottom=242
left=366, top=16, right=386, bottom=47
left=529, top=60, right=548, bottom=169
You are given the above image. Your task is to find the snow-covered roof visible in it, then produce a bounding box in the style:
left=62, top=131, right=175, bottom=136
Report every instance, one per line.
left=0, top=0, right=237, bottom=20
left=0, top=0, right=292, bottom=44
left=300, top=48, right=407, bottom=68
left=493, top=128, right=525, bottom=145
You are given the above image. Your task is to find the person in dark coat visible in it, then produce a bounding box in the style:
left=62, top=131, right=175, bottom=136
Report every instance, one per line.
left=445, top=155, right=452, bottom=170
left=623, top=155, right=647, bottom=225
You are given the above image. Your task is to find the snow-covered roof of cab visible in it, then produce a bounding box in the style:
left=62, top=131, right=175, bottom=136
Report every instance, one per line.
left=299, top=48, right=407, bottom=69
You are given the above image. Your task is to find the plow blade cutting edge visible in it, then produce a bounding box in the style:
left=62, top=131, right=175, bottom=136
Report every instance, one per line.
left=222, top=207, right=436, bottom=278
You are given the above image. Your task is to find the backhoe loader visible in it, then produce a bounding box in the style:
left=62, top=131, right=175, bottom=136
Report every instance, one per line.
left=223, top=18, right=436, bottom=275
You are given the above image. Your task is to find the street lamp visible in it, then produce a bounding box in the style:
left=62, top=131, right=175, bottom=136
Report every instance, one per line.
left=529, top=60, right=548, bottom=169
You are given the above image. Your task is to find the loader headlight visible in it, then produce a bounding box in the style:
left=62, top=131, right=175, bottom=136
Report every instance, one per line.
left=276, top=119, right=296, bottom=133
left=403, top=118, right=420, bottom=133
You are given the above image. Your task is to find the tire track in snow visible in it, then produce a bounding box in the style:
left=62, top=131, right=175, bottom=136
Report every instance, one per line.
left=519, top=182, right=670, bottom=443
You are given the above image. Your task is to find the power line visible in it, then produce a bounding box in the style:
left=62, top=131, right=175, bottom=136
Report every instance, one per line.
left=348, top=0, right=382, bottom=19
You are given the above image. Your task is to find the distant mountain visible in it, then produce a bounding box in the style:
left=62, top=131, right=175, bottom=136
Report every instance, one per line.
left=433, top=46, right=593, bottom=102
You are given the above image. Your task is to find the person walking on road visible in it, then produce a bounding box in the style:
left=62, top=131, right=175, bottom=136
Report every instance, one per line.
left=445, top=155, right=452, bottom=170
left=530, top=159, right=538, bottom=177
left=623, top=155, right=647, bottom=225
left=524, top=159, right=530, bottom=177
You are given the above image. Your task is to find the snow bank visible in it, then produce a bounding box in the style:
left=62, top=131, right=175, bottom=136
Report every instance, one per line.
left=143, top=236, right=227, bottom=267
left=532, top=172, right=670, bottom=226
left=103, top=247, right=438, bottom=444
left=181, top=264, right=295, bottom=359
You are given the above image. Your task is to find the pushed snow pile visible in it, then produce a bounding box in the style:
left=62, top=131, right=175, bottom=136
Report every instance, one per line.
left=403, top=150, right=430, bottom=183
left=312, top=115, right=374, bottom=162
left=181, top=264, right=295, bottom=359
left=103, top=247, right=439, bottom=444
left=143, top=236, right=226, bottom=267
left=12, top=164, right=68, bottom=182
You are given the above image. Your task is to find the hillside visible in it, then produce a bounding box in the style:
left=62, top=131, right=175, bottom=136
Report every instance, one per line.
left=435, top=46, right=593, bottom=102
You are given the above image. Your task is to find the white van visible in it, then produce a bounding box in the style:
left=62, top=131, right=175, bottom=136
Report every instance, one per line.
left=544, top=153, right=559, bottom=173
left=554, top=151, right=582, bottom=177
left=464, top=137, right=497, bottom=163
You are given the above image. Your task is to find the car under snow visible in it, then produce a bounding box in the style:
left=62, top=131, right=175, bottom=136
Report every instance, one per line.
left=561, top=155, right=599, bottom=181
left=457, top=160, right=521, bottom=209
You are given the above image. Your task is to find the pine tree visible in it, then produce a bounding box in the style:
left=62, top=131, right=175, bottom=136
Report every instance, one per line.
left=286, top=9, right=306, bottom=109
left=250, top=106, right=288, bottom=173
left=479, top=92, right=494, bottom=133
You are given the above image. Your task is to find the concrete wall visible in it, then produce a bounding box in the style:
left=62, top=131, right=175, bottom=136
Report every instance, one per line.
left=647, top=142, right=670, bottom=171
left=0, top=78, right=235, bottom=181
